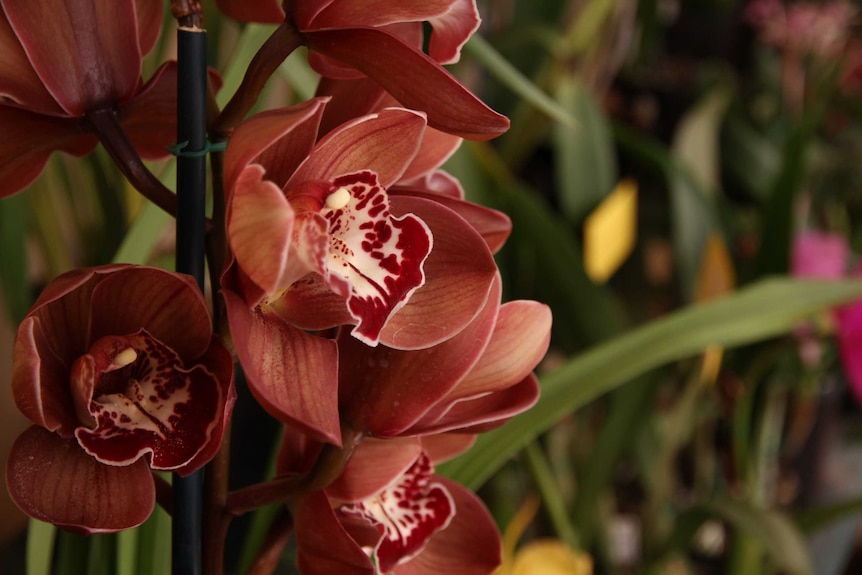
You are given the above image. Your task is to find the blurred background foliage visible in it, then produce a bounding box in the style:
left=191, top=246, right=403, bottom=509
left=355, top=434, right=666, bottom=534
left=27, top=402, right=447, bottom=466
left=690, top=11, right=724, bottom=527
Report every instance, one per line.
left=7, top=0, right=862, bottom=574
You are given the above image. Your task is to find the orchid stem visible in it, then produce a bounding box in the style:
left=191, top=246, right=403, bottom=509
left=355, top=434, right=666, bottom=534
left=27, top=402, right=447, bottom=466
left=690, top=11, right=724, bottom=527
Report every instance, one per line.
left=173, top=21, right=208, bottom=575
left=86, top=108, right=177, bottom=217
left=211, top=20, right=304, bottom=137
left=227, top=429, right=364, bottom=515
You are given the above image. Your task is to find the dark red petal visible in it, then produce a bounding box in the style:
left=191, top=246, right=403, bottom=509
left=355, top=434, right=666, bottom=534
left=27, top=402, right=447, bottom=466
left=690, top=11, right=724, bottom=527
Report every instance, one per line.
left=88, top=266, right=212, bottom=360
left=5, top=0, right=142, bottom=115
left=0, top=10, right=62, bottom=114
left=427, top=0, right=480, bottom=64
left=420, top=433, right=476, bottom=464
left=326, top=437, right=423, bottom=502
left=339, top=275, right=499, bottom=437
left=6, top=426, right=155, bottom=534
left=73, top=331, right=224, bottom=470
left=342, top=453, right=454, bottom=572
left=12, top=317, right=78, bottom=435
left=310, top=0, right=453, bottom=28
left=315, top=77, right=388, bottom=137
left=303, top=27, right=509, bottom=140
left=268, top=273, right=353, bottom=330
left=119, top=61, right=178, bottom=160
left=391, top=189, right=512, bottom=254
left=378, top=196, right=499, bottom=349
left=133, top=0, right=162, bottom=57
left=224, top=99, right=327, bottom=193
left=294, top=491, right=375, bottom=575
left=0, top=105, right=96, bottom=199
left=223, top=290, right=342, bottom=445
left=414, top=374, right=540, bottom=435
left=215, top=0, right=284, bottom=23
left=175, top=337, right=236, bottom=475
left=392, top=478, right=502, bottom=575
left=288, top=108, right=427, bottom=189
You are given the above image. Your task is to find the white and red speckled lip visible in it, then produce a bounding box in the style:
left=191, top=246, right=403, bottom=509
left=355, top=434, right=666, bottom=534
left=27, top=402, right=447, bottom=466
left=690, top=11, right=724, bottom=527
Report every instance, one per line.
left=341, top=452, right=454, bottom=573
left=311, top=170, right=432, bottom=346
left=71, top=329, right=222, bottom=470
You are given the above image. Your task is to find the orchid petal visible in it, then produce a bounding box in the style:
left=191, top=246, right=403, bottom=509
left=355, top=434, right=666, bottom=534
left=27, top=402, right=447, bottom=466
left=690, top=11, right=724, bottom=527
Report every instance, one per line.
left=379, top=196, right=498, bottom=349
left=314, top=171, right=433, bottom=346
left=72, top=330, right=224, bottom=470
left=327, top=437, right=423, bottom=502
left=416, top=374, right=540, bottom=435
left=427, top=0, right=481, bottom=64
left=118, top=61, right=179, bottom=160
left=303, top=27, right=509, bottom=140
left=391, top=189, right=511, bottom=253
left=315, top=77, right=387, bottom=137
left=228, top=165, right=299, bottom=296
left=6, top=425, right=155, bottom=534
left=5, top=0, right=142, bottom=116
left=176, top=338, right=236, bottom=475
left=446, top=301, right=551, bottom=401
left=89, top=266, right=212, bottom=359
left=310, top=0, right=453, bottom=28
left=339, top=274, right=499, bottom=436
left=0, top=9, right=61, bottom=114
left=12, top=316, right=79, bottom=434
left=294, top=491, right=375, bottom=575
left=223, top=290, right=342, bottom=445
left=392, top=478, right=502, bottom=575
left=225, top=99, right=327, bottom=193
left=268, top=273, right=353, bottom=330
left=400, top=127, right=462, bottom=183
left=342, top=453, right=455, bottom=573
left=420, top=433, right=476, bottom=464
left=289, top=108, right=427, bottom=189
left=215, top=0, right=284, bottom=23
left=0, top=105, right=96, bottom=199
left=133, top=0, right=162, bottom=57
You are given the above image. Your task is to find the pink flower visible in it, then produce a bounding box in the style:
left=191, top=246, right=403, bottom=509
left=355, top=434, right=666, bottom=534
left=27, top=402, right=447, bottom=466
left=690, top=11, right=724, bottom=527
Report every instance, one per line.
left=0, top=0, right=179, bottom=197
left=221, top=99, right=507, bottom=444
left=6, top=265, right=235, bottom=533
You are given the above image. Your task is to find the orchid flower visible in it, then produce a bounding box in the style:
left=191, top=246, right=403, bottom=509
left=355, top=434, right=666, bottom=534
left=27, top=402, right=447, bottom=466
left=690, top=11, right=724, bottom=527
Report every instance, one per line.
left=286, top=436, right=502, bottom=575
left=221, top=99, right=505, bottom=444
left=0, top=0, right=181, bottom=199
left=6, top=265, right=235, bottom=533
left=213, top=0, right=508, bottom=140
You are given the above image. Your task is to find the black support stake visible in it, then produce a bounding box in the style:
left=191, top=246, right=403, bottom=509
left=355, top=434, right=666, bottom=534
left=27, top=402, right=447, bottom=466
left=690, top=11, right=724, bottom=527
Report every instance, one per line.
left=173, top=25, right=207, bottom=575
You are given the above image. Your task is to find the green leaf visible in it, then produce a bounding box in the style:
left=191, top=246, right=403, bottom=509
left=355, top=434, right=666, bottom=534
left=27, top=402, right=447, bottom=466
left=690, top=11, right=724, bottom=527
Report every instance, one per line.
left=0, top=193, right=30, bottom=323
left=552, top=76, right=617, bottom=223
left=440, top=278, right=862, bottom=488
left=26, top=519, right=56, bottom=575
left=796, top=494, right=862, bottom=534
left=705, top=497, right=813, bottom=575
left=111, top=164, right=175, bottom=265
left=670, top=85, right=731, bottom=300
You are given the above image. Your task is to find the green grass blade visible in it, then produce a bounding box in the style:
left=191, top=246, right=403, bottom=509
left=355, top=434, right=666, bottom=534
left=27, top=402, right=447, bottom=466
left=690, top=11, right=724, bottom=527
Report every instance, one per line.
left=440, top=278, right=862, bottom=488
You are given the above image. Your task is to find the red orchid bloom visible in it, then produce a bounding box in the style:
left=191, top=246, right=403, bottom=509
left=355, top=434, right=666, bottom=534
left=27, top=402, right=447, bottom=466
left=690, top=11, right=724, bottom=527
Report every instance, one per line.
left=0, top=0, right=177, bottom=197
left=221, top=99, right=507, bottom=444
left=5, top=265, right=235, bottom=533
left=287, top=436, right=502, bottom=575
left=213, top=0, right=508, bottom=140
